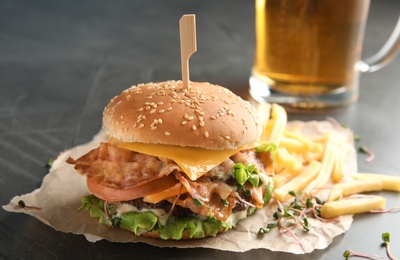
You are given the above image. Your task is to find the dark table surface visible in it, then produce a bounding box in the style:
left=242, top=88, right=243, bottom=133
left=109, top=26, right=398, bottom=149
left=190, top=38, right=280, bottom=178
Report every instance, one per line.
left=1, top=0, right=400, bottom=259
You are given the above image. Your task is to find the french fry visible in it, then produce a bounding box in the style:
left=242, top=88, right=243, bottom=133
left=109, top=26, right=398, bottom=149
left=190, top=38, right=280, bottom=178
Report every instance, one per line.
left=328, top=179, right=384, bottom=202
left=331, top=142, right=352, bottom=183
left=280, top=131, right=323, bottom=164
left=273, top=168, right=300, bottom=188
left=284, top=130, right=324, bottom=154
left=256, top=102, right=271, bottom=129
left=328, top=188, right=343, bottom=202
left=279, top=136, right=304, bottom=154
left=275, top=147, right=303, bottom=173
left=274, top=160, right=321, bottom=202
left=262, top=103, right=287, bottom=145
left=302, top=150, right=323, bottom=163
left=352, top=173, right=400, bottom=191
left=321, top=196, right=386, bottom=219
left=304, top=134, right=337, bottom=193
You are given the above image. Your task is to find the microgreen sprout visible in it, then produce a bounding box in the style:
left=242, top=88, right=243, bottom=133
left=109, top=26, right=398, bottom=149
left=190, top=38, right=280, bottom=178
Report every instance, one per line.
left=17, top=200, right=41, bottom=210
left=258, top=191, right=338, bottom=253
left=46, top=157, right=55, bottom=168
left=343, top=249, right=384, bottom=259
left=358, top=146, right=375, bottom=162
left=255, top=143, right=277, bottom=160
left=18, top=200, right=25, bottom=208
left=233, top=163, right=260, bottom=187
left=382, top=232, right=398, bottom=260
left=193, top=198, right=202, bottom=207
left=371, top=207, right=400, bottom=214
left=263, top=179, right=274, bottom=204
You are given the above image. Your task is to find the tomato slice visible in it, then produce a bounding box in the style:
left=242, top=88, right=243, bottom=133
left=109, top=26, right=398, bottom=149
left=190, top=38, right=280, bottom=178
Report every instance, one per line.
left=86, top=174, right=179, bottom=202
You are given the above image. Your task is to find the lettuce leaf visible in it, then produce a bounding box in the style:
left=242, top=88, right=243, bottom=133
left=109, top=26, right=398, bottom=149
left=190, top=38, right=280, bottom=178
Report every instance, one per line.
left=158, top=217, right=205, bottom=239
left=78, top=194, right=108, bottom=224
left=78, top=195, right=228, bottom=240
left=119, top=211, right=158, bottom=235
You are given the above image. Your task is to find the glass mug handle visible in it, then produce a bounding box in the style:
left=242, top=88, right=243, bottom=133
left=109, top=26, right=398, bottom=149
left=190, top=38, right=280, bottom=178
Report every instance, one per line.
left=359, top=15, right=400, bottom=73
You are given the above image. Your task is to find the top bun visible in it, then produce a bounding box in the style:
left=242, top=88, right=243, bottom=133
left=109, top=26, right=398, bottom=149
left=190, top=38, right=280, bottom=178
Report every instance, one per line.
left=102, top=80, right=262, bottom=150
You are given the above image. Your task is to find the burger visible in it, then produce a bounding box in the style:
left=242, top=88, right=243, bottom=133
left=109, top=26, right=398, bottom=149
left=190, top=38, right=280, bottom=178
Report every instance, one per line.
left=67, top=80, right=276, bottom=240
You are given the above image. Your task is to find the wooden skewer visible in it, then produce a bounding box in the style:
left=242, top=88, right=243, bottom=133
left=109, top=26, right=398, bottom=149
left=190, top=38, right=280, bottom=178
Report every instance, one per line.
left=179, top=14, right=197, bottom=90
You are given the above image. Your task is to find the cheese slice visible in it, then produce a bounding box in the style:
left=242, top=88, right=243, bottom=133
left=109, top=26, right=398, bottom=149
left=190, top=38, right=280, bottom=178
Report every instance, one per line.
left=117, top=141, right=245, bottom=180
left=143, top=184, right=187, bottom=204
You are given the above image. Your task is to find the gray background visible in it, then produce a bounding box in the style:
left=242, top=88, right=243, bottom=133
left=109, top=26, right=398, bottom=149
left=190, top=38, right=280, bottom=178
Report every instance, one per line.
left=1, top=0, right=399, bottom=259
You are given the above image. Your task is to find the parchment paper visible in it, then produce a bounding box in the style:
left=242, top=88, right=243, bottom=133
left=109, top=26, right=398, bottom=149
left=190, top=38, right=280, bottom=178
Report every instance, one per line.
left=3, top=120, right=356, bottom=254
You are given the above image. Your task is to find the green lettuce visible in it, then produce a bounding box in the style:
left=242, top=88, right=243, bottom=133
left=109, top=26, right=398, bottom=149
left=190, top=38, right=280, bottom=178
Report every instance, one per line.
left=119, top=211, right=158, bottom=235
left=78, top=195, right=229, bottom=240
left=78, top=194, right=109, bottom=224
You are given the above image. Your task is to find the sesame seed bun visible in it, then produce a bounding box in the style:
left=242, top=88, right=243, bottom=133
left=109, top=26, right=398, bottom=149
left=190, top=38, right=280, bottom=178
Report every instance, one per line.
left=102, top=80, right=262, bottom=150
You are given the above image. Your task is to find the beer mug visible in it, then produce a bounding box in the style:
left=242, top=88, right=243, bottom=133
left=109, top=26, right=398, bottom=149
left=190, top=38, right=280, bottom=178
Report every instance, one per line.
left=249, top=0, right=400, bottom=110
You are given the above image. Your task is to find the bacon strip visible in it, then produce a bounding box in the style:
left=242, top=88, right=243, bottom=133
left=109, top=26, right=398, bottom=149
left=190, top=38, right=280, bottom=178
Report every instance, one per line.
left=66, top=142, right=179, bottom=189
left=174, top=171, right=235, bottom=203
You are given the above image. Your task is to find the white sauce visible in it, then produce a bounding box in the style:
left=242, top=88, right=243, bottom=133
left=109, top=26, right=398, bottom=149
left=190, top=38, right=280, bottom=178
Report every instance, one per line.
left=224, top=210, right=248, bottom=227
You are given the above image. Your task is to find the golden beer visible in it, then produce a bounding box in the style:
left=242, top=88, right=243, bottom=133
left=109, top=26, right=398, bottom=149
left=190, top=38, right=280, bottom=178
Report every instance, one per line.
left=250, top=0, right=370, bottom=106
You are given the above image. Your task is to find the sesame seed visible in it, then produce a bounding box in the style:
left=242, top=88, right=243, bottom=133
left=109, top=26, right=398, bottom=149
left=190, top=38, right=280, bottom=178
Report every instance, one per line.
left=184, top=114, right=189, bottom=119
left=224, top=136, right=231, bottom=140
left=159, top=109, right=165, bottom=113
left=139, top=124, right=144, bottom=128
left=142, top=115, right=147, bottom=120
left=182, top=121, right=188, bottom=125
left=158, top=119, right=163, bottom=124
left=151, top=126, right=157, bottom=130
left=192, top=125, right=197, bottom=130
left=167, top=107, right=172, bottom=111
left=138, top=108, right=144, bottom=112
left=199, top=121, right=205, bottom=127
left=150, top=109, right=156, bottom=114
left=205, top=131, right=209, bottom=138
left=210, top=116, right=217, bottom=120
left=165, top=132, right=171, bottom=136
left=188, top=116, right=194, bottom=121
